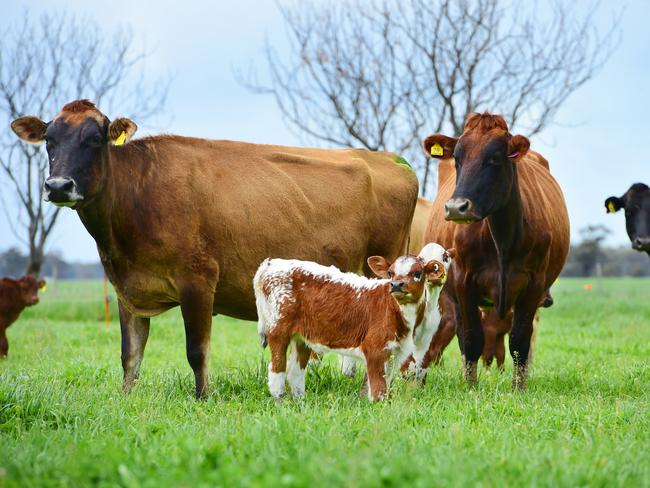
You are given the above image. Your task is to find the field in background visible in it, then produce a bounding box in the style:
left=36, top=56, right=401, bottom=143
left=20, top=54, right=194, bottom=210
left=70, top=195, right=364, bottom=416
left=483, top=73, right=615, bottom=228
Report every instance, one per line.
left=1, top=278, right=649, bottom=487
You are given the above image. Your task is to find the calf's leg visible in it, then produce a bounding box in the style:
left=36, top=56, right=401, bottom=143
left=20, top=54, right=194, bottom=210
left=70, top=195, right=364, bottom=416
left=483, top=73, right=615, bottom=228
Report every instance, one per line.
left=286, top=340, right=311, bottom=398
left=364, top=349, right=390, bottom=401
left=119, top=300, right=150, bottom=393
left=267, top=332, right=291, bottom=401
left=180, top=284, right=214, bottom=399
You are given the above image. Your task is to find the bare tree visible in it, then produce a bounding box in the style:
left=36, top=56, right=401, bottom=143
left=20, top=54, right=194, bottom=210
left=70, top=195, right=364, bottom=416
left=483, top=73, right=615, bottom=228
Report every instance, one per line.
left=0, top=11, right=169, bottom=276
left=244, top=0, right=621, bottom=195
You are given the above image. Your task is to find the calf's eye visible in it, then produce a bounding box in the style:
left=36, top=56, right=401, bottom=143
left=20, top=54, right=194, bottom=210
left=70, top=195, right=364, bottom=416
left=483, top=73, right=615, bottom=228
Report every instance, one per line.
left=413, top=271, right=422, bottom=281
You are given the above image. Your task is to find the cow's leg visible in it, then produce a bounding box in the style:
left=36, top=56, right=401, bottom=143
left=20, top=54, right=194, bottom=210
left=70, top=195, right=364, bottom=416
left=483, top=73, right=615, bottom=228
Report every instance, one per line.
left=482, top=324, right=497, bottom=368
left=179, top=284, right=214, bottom=399
left=340, top=355, right=357, bottom=378
left=267, top=331, right=290, bottom=402
left=455, top=277, right=483, bottom=385
left=364, top=349, right=390, bottom=401
left=509, top=281, right=544, bottom=389
left=286, top=340, right=311, bottom=398
left=0, top=327, right=8, bottom=358
left=118, top=300, right=150, bottom=393
left=495, top=333, right=506, bottom=369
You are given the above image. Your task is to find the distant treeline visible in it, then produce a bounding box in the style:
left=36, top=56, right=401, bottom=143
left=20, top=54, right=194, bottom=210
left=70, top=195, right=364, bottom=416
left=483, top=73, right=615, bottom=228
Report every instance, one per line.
left=0, top=247, right=104, bottom=279
left=0, top=245, right=648, bottom=280
left=562, top=246, right=650, bottom=277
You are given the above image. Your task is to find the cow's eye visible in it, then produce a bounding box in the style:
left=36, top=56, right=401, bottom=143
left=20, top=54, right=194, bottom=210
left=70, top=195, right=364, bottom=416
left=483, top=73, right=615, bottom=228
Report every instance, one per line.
left=85, top=134, right=103, bottom=146
left=413, top=271, right=422, bottom=282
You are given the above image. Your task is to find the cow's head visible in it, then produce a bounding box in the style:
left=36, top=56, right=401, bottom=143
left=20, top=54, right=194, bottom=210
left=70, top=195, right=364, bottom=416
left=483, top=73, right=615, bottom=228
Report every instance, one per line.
left=367, top=250, right=453, bottom=304
left=18, top=276, right=46, bottom=306
left=605, top=183, right=650, bottom=253
left=11, top=100, right=137, bottom=209
left=423, top=112, right=530, bottom=223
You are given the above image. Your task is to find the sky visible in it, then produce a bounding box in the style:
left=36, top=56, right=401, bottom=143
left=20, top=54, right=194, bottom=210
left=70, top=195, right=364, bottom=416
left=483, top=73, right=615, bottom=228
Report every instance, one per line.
left=1, top=0, right=648, bottom=263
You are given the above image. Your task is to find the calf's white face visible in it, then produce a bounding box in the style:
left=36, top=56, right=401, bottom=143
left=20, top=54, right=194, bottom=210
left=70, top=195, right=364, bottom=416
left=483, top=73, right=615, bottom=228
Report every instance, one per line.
left=367, top=254, right=446, bottom=304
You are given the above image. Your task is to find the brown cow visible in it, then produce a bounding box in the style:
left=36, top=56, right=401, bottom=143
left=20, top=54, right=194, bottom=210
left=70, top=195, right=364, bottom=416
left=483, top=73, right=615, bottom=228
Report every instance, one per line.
left=0, top=276, right=46, bottom=357
left=11, top=100, right=418, bottom=398
left=422, top=112, right=569, bottom=388
left=408, top=197, right=433, bottom=254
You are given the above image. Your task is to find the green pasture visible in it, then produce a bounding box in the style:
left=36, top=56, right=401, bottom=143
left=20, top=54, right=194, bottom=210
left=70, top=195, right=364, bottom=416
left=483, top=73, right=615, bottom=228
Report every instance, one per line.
left=1, top=278, right=649, bottom=487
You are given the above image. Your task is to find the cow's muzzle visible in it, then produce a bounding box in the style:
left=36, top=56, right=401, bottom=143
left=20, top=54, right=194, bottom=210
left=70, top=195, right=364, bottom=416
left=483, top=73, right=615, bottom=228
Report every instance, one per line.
left=444, top=198, right=481, bottom=223
left=632, top=236, right=650, bottom=252
left=43, top=177, right=83, bottom=208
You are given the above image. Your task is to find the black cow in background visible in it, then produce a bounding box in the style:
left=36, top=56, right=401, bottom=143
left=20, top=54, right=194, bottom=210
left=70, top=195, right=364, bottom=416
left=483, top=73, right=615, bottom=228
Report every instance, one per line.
left=605, top=183, right=650, bottom=256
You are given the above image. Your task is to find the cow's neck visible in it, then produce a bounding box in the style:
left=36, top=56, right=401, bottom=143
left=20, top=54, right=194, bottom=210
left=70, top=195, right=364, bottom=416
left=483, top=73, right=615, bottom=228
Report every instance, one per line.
left=486, top=166, right=524, bottom=318
left=76, top=149, right=130, bottom=270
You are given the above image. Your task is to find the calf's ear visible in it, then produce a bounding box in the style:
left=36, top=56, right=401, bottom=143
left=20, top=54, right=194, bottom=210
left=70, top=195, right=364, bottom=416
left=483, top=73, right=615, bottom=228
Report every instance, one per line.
left=507, top=134, right=530, bottom=160
left=108, top=117, right=138, bottom=145
left=422, top=134, right=457, bottom=159
left=604, top=196, right=624, bottom=213
left=11, top=116, right=48, bottom=144
left=443, top=248, right=456, bottom=263
left=367, top=256, right=391, bottom=278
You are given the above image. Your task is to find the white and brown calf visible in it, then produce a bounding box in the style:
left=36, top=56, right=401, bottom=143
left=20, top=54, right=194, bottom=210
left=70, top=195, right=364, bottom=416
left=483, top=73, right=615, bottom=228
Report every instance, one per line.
left=254, top=254, right=445, bottom=402
left=395, top=243, right=455, bottom=383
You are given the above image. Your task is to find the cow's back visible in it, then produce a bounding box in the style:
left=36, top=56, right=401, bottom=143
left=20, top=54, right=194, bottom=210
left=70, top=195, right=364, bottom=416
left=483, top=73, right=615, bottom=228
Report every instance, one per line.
left=104, top=138, right=418, bottom=319
left=424, top=151, right=569, bottom=286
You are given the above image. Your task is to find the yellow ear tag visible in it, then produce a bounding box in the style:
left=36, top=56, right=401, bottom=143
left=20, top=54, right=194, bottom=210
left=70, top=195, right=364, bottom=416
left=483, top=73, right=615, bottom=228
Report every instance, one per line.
left=41, top=284, right=47, bottom=293
left=114, top=131, right=126, bottom=146
left=607, top=202, right=616, bottom=213
left=430, top=143, right=443, bottom=156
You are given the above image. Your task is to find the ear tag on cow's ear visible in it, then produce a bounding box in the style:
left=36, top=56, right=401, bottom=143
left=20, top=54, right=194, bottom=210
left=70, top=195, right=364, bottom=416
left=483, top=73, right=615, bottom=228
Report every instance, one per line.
left=430, top=143, right=444, bottom=157
left=41, top=284, right=47, bottom=293
left=607, top=201, right=616, bottom=213
left=114, top=131, right=126, bottom=146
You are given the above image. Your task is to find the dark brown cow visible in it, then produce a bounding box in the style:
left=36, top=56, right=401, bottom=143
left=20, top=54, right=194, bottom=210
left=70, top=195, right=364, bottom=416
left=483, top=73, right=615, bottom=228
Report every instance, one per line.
left=0, top=276, right=45, bottom=357
left=11, top=100, right=418, bottom=398
left=422, top=112, right=569, bottom=388
left=605, top=183, right=650, bottom=256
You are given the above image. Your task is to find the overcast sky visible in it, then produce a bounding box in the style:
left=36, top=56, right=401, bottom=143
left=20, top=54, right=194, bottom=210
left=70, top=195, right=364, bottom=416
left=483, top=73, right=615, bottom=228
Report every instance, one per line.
left=1, top=0, right=648, bottom=263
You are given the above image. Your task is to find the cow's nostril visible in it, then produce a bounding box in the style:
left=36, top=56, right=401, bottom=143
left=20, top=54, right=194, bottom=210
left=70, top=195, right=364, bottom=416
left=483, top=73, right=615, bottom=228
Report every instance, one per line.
left=458, top=200, right=470, bottom=213
left=62, top=180, right=74, bottom=192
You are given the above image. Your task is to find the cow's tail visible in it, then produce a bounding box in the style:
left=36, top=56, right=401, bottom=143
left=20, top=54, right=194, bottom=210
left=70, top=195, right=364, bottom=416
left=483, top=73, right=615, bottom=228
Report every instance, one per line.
left=253, top=259, right=272, bottom=349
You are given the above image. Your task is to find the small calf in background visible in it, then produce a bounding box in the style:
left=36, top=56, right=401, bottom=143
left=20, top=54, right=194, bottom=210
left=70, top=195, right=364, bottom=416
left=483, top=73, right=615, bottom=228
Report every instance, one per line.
left=254, top=254, right=446, bottom=402
left=0, top=276, right=46, bottom=357
left=397, top=243, right=454, bottom=383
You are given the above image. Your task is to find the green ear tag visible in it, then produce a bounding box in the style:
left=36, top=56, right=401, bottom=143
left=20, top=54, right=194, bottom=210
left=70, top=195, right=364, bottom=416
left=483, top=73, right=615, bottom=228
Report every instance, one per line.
left=114, top=131, right=126, bottom=146
left=430, top=143, right=443, bottom=156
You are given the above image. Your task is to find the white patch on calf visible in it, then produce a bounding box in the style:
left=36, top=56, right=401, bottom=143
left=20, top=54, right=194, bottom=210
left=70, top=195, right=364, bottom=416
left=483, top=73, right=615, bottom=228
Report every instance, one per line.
left=267, top=364, right=286, bottom=399
left=393, top=256, right=419, bottom=277
left=286, top=345, right=307, bottom=397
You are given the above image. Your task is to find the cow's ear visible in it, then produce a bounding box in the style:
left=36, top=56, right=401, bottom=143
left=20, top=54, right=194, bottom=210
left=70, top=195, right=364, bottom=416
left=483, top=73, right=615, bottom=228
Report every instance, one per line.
left=605, top=196, right=624, bottom=213
left=108, top=117, right=138, bottom=145
left=11, top=116, right=48, bottom=144
left=507, top=134, right=530, bottom=161
left=367, top=256, right=391, bottom=278
left=423, top=134, right=457, bottom=159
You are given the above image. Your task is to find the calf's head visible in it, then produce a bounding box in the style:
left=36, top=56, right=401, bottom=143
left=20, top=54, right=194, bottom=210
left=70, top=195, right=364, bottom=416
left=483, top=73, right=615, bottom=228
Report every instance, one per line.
left=605, top=183, right=650, bottom=253
left=17, top=276, right=46, bottom=306
left=423, top=113, right=530, bottom=223
left=11, top=100, right=137, bottom=209
left=367, top=251, right=452, bottom=304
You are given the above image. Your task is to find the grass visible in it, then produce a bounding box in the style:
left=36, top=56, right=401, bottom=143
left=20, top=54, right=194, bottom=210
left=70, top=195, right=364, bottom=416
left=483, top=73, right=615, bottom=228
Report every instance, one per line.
left=1, top=278, right=649, bottom=487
